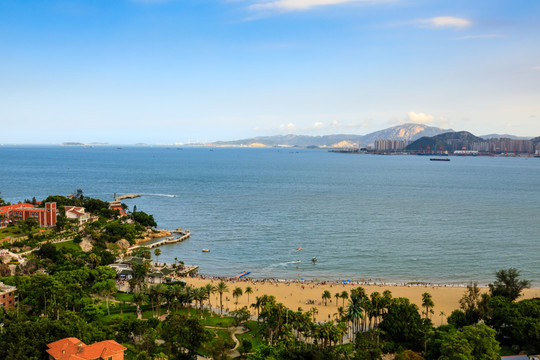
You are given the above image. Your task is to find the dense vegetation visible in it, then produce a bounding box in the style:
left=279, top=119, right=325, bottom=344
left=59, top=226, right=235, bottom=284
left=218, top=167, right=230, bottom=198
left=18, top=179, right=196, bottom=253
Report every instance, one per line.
left=1, top=193, right=538, bottom=359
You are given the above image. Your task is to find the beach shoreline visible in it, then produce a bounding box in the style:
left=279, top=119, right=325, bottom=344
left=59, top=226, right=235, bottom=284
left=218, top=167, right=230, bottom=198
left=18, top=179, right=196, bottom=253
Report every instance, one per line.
left=182, top=274, right=540, bottom=324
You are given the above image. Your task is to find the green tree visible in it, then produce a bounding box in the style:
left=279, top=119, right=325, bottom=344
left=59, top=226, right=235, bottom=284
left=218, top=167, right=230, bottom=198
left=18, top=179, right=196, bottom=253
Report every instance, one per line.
left=216, top=281, right=229, bottom=315
left=462, top=323, right=500, bottom=359
left=233, top=287, right=243, bottom=310
left=230, top=306, right=251, bottom=326
left=489, top=268, right=531, bottom=301
left=378, top=298, right=430, bottom=352
left=161, top=314, right=211, bottom=360
left=245, top=286, right=253, bottom=307
left=238, top=339, right=253, bottom=358
left=421, top=292, right=434, bottom=319
left=340, top=290, right=349, bottom=307
left=133, top=211, right=157, bottom=228
left=92, top=279, right=117, bottom=315
left=20, top=217, right=38, bottom=233
left=322, top=290, right=331, bottom=306
left=154, top=248, right=161, bottom=265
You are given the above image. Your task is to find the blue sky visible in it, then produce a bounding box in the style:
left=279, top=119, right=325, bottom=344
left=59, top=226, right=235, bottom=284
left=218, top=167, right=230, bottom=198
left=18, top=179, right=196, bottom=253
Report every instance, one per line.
left=1, top=0, right=539, bottom=144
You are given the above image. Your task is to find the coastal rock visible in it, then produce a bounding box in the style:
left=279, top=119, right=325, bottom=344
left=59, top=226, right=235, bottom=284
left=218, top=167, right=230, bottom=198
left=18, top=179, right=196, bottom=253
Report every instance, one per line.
left=132, top=229, right=171, bottom=244
left=116, top=239, right=130, bottom=250
left=149, top=229, right=171, bottom=238
left=80, top=237, right=94, bottom=252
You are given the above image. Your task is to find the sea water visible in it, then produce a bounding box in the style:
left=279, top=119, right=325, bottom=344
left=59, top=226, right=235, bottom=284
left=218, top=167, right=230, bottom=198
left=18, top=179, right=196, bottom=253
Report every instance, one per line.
left=1, top=145, right=539, bottom=285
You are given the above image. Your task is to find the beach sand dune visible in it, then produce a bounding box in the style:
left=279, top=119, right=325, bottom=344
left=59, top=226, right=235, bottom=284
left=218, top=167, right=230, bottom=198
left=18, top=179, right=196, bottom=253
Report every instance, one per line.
left=184, top=277, right=540, bottom=324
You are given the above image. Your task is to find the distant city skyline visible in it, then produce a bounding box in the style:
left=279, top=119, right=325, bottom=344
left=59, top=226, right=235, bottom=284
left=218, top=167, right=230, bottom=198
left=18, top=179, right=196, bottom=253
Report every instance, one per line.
left=1, top=0, right=539, bottom=144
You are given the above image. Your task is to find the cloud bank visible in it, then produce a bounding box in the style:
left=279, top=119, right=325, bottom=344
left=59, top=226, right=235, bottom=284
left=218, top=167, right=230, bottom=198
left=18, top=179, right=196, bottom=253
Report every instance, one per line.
left=417, top=16, right=471, bottom=29
left=249, top=0, right=390, bottom=12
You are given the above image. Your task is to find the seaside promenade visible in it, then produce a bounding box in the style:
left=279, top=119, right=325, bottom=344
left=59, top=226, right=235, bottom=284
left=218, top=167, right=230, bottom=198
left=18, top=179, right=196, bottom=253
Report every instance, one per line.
left=183, top=276, right=540, bottom=324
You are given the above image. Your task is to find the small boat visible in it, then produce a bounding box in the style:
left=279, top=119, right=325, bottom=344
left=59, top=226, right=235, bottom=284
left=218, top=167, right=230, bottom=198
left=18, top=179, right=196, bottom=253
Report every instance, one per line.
left=295, top=260, right=301, bottom=264
left=296, top=247, right=302, bottom=251
left=430, top=158, right=450, bottom=161
left=312, top=257, right=318, bottom=264
left=202, top=249, right=210, bottom=253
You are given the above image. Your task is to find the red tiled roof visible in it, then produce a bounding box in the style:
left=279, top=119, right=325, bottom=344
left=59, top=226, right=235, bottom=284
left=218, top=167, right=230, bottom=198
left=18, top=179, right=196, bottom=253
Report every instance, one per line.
left=0, top=203, right=44, bottom=215
left=46, top=337, right=126, bottom=360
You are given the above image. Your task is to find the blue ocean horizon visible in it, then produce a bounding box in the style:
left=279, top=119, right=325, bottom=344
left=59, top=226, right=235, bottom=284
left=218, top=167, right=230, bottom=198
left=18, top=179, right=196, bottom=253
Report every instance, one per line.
left=1, top=145, right=539, bottom=285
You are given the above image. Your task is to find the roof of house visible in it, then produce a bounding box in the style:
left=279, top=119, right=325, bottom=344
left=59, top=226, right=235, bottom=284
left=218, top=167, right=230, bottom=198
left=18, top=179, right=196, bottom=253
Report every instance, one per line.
left=46, top=337, right=126, bottom=360
left=0, top=281, right=17, bottom=294
left=0, top=203, right=36, bottom=214
left=65, top=206, right=86, bottom=217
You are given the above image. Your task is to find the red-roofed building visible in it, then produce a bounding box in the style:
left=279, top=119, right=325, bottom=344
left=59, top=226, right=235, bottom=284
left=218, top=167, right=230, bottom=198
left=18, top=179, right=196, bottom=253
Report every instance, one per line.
left=64, top=206, right=97, bottom=225
left=0, top=202, right=57, bottom=228
left=109, top=202, right=127, bottom=216
left=46, top=337, right=126, bottom=360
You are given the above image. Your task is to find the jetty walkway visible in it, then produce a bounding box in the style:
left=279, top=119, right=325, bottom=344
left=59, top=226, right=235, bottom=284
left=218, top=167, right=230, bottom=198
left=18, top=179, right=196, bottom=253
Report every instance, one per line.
left=126, top=230, right=190, bottom=254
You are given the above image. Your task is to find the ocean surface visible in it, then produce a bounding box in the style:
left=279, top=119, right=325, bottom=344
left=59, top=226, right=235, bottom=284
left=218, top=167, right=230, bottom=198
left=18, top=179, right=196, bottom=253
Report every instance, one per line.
left=1, top=145, right=539, bottom=285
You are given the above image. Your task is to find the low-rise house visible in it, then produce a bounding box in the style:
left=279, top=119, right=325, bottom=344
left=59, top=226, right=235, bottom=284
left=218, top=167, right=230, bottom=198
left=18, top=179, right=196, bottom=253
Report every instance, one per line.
left=0, top=281, right=17, bottom=310
left=46, top=337, right=126, bottom=360
left=64, top=206, right=97, bottom=225
left=108, top=201, right=127, bottom=216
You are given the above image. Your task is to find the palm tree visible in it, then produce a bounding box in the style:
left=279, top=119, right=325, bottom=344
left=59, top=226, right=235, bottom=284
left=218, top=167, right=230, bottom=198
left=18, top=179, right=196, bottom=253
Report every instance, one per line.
left=245, top=286, right=253, bottom=308
left=334, top=292, right=340, bottom=307
left=310, top=307, right=318, bottom=322
left=154, top=248, right=161, bottom=265
left=340, top=291, right=349, bottom=308
left=204, top=284, right=215, bottom=309
left=439, top=311, right=445, bottom=326
left=251, top=296, right=263, bottom=324
left=232, top=287, right=243, bottom=310
left=153, top=283, right=166, bottom=317
left=216, top=281, right=229, bottom=315
left=422, top=292, right=435, bottom=319
left=88, top=253, right=101, bottom=269
left=322, top=290, right=331, bottom=306
left=346, top=294, right=364, bottom=336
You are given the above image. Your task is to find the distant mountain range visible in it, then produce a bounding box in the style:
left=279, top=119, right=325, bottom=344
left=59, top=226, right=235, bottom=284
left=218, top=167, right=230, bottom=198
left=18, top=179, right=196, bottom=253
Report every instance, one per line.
left=209, top=123, right=535, bottom=148
left=211, top=124, right=453, bottom=148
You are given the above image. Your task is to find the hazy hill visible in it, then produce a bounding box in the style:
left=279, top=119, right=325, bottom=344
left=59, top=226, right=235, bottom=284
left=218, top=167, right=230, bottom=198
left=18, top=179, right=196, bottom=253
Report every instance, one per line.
left=211, top=123, right=451, bottom=148
left=361, top=123, right=453, bottom=146
left=406, top=131, right=484, bottom=152
left=481, top=134, right=529, bottom=140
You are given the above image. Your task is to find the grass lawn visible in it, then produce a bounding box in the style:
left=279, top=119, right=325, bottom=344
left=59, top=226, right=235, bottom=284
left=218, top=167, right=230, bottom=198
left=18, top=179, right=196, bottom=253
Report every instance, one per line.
left=500, top=345, right=518, bottom=356
left=53, top=240, right=81, bottom=251
left=200, top=313, right=235, bottom=327
left=236, top=320, right=265, bottom=350
left=114, top=292, right=134, bottom=303
left=0, top=226, right=24, bottom=238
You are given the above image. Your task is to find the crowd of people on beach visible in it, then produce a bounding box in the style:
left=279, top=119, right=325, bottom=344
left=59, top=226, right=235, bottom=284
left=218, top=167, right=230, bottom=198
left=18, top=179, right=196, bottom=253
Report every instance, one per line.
left=195, top=274, right=473, bottom=288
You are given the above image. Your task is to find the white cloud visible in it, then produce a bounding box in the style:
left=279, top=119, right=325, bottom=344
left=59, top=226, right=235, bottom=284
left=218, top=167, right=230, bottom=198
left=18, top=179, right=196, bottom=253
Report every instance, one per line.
left=390, top=112, right=452, bottom=129
left=249, top=0, right=390, bottom=12
left=407, top=112, right=434, bottom=124
left=279, top=123, right=297, bottom=131
left=418, top=16, right=472, bottom=29
left=313, top=122, right=324, bottom=128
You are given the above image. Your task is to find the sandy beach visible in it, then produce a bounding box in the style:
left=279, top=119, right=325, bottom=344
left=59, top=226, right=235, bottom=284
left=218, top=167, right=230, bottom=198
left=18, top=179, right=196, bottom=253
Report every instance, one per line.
left=184, top=277, right=540, bottom=324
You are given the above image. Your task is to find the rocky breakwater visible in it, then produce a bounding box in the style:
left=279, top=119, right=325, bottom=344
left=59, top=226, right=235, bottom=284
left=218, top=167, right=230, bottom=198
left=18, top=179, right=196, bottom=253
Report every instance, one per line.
left=134, top=229, right=172, bottom=245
